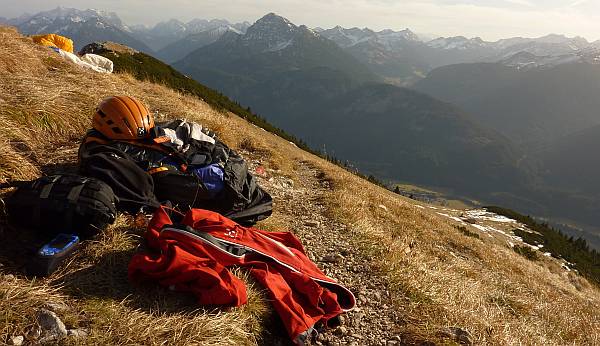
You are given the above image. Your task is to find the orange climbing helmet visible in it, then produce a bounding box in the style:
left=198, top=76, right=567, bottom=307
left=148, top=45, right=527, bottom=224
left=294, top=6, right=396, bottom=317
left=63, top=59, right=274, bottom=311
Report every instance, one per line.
left=92, top=96, right=155, bottom=140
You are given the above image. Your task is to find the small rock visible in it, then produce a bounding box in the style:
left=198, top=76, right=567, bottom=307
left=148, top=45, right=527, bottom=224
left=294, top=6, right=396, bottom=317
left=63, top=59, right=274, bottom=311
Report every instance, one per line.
left=386, top=341, right=398, bottom=346
left=68, top=329, right=89, bottom=338
left=27, top=327, right=41, bottom=339
left=305, top=220, right=321, bottom=227
left=353, top=312, right=365, bottom=324
left=8, top=336, right=24, bottom=346
left=321, top=253, right=344, bottom=263
left=335, top=326, right=348, bottom=335
left=38, top=335, right=58, bottom=344
left=37, top=309, right=67, bottom=338
left=438, top=326, right=473, bottom=345
left=43, top=302, right=69, bottom=312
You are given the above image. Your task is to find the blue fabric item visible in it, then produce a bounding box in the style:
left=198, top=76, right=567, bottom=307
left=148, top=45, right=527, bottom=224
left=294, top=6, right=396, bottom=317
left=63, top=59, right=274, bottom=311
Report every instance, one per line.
left=192, top=164, right=225, bottom=196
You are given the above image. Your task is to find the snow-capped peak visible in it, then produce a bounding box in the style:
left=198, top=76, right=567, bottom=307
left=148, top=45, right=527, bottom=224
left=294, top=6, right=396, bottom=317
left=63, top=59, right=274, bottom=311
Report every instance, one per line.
left=253, top=13, right=296, bottom=29
left=427, top=36, right=490, bottom=50
left=32, top=7, right=119, bottom=24
left=377, top=28, right=420, bottom=42
left=320, top=26, right=420, bottom=49
left=151, top=18, right=187, bottom=36
left=21, top=6, right=127, bottom=32
left=242, top=13, right=299, bottom=51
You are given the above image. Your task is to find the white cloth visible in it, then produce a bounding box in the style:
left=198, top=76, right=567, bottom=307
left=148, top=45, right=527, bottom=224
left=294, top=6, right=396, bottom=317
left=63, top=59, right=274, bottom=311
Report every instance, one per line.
left=54, top=49, right=113, bottom=73
left=80, top=53, right=114, bottom=73
left=156, top=120, right=216, bottom=153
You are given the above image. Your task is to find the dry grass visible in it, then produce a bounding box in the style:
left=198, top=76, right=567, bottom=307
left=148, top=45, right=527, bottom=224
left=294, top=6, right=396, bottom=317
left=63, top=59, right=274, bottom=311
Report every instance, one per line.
left=0, top=27, right=278, bottom=345
left=1, top=26, right=600, bottom=345
left=311, top=161, right=600, bottom=345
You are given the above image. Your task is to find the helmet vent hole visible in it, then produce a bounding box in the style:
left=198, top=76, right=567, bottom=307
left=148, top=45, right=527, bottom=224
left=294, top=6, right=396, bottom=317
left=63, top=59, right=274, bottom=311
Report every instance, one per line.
left=112, top=127, right=123, bottom=134
left=97, top=109, right=107, bottom=118
left=106, top=120, right=114, bottom=125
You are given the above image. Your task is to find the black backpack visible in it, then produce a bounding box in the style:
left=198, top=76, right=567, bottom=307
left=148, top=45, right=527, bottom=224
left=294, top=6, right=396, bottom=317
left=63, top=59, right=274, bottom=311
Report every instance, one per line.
left=5, top=174, right=117, bottom=237
left=78, top=128, right=273, bottom=226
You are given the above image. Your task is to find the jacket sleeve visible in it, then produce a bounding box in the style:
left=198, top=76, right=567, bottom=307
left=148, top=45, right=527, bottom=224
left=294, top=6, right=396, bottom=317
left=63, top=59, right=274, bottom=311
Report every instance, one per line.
left=128, top=233, right=248, bottom=307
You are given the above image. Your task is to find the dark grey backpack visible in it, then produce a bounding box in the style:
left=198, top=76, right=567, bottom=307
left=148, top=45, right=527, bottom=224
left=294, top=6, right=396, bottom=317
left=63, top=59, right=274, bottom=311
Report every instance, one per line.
left=5, top=174, right=117, bottom=237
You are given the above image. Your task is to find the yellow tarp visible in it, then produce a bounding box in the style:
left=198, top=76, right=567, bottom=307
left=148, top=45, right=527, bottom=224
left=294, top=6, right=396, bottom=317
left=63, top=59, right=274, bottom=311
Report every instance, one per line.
left=31, top=34, right=74, bottom=54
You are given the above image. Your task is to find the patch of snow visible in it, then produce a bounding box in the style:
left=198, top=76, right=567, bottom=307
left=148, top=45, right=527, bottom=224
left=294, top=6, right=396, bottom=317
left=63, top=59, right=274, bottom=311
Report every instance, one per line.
left=226, top=25, right=242, bottom=35
left=471, top=224, right=488, bottom=232
left=471, top=224, right=508, bottom=236
left=427, top=36, right=489, bottom=50
left=265, top=39, right=293, bottom=52
left=463, top=209, right=517, bottom=223
left=415, top=205, right=425, bottom=209
left=543, top=252, right=552, bottom=257
left=436, top=212, right=466, bottom=224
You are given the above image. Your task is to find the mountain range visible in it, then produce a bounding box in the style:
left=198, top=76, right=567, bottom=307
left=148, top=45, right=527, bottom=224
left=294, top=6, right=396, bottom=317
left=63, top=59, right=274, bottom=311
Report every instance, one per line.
left=320, top=27, right=600, bottom=85
left=4, top=7, right=250, bottom=57
left=6, top=7, right=600, bottom=81
left=170, top=13, right=600, bottom=243
left=172, top=13, right=537, bottom=203
left=5, top=7, right=153, bottom=53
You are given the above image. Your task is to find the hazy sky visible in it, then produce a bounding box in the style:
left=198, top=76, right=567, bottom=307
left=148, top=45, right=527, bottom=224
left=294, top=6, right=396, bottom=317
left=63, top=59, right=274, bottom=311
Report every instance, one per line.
left=2, top=0, right=600, bottom=41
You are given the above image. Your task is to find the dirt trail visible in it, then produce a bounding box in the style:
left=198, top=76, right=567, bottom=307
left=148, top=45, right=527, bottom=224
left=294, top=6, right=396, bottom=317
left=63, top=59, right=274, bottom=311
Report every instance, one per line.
left=255, top=160, right=405, bottom=346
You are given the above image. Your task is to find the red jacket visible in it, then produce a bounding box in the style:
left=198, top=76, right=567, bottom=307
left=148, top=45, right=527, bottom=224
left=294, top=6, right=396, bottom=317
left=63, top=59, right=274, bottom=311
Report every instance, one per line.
left=128, top=208, right=355, bottom=343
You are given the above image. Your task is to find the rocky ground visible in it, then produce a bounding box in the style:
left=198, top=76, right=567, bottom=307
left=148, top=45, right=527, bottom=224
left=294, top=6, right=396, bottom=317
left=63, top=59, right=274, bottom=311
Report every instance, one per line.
left=252, top=159, right=468, bottom=346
